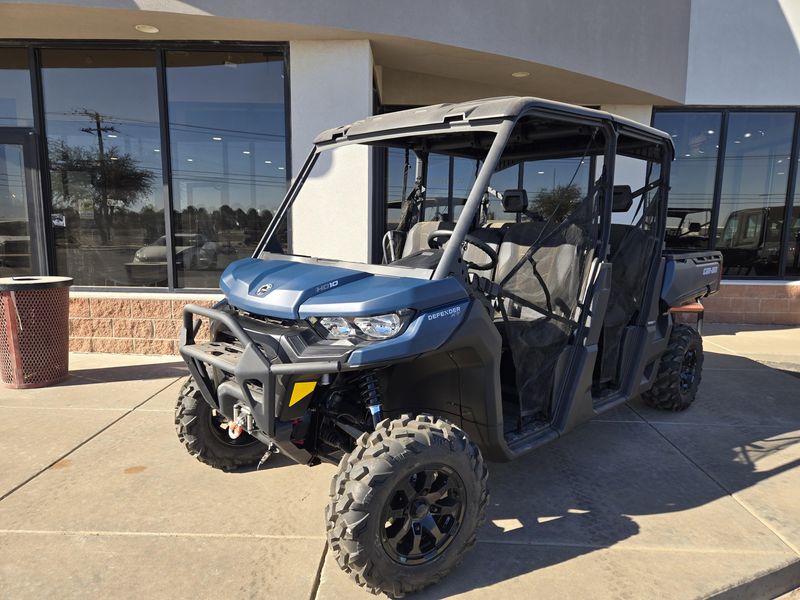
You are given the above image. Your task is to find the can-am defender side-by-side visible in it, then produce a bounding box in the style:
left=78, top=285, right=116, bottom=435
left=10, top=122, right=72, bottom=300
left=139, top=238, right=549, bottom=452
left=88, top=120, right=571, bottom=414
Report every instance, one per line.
left=174, top=97, right=722, bottom=596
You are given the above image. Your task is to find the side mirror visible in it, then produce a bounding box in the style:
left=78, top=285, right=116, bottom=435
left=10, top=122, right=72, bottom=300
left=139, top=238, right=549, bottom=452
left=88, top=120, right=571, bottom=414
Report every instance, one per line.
left=688, top=222, right=702, bottom=233
left=502, top=189, right=528, bottom=212
left=612, top=185, right=633, bottom=212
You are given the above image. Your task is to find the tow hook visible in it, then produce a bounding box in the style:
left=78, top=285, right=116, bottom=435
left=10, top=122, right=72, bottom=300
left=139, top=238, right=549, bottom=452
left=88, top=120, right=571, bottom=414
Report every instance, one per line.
left=223, top=422, right=244, bottom=439
left=215, top=407, right=249, bottom=439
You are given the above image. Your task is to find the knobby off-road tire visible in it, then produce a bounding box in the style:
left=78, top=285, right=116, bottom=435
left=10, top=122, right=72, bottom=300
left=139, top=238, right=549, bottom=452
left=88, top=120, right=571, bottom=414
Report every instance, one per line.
left=174, top=378, right=266, bottom=471
left=643, top=324, right=704, bottom=411
left=326, top=414, right=489, bottom=597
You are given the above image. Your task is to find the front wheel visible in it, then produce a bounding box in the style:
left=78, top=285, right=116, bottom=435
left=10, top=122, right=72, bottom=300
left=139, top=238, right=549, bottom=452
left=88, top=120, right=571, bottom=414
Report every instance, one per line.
left=174, top=378, right=266, bottom=471
left=326, top=414, right=489, bottom=597
left=642, top=324, right=704, bottom=411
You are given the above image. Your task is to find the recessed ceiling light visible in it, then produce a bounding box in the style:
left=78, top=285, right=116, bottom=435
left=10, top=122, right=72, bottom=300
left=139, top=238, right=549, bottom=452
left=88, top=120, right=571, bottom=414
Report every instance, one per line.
left=777, top=172, right=785, bottom=175
left=212, top=136, right=222, bottom=141
left=278, top=167, right=285, bottom=170
left=684, top=153, right=691, bottom=157
left=264, top=160, right=272, bottom=164
left=107, top=134, right=117, bottom=138
left=511, top=71, right=530, bottom=78
left=743, top=132, right=752, bottom=138
left=134, top=24, right=159, bottom=34
left=110, top=157, right=118, bottom=161
left=153, top=148, right=160, bottom=152
left=707, top=130, right=715, bottom=135
left=242, top=151, right=251, bottom=155
left=537, top=171, right=545, bottom=175
left=186, top=158, right=193, bottom=162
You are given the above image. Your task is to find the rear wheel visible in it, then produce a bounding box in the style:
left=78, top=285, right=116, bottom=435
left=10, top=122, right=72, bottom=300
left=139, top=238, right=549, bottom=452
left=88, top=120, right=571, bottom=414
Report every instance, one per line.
left=642, top=324, right=703, bottom=411
left=174, top=378, right=266, bottom=471
left=326, top=414, right=488, bottom=597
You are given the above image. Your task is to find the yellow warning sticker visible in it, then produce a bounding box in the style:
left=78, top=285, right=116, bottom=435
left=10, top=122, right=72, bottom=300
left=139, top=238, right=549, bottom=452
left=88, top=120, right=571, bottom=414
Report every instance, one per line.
left=289, top=381, right=317, bottom=407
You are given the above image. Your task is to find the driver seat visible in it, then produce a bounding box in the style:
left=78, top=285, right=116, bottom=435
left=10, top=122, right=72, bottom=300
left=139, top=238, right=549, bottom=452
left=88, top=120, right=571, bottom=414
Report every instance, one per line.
left=401, top=221, right=453, bottom=257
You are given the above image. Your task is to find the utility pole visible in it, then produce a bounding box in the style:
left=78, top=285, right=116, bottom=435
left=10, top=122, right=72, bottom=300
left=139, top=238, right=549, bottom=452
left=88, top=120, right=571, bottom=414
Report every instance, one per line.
left=77, top=109, right=118, bottom=243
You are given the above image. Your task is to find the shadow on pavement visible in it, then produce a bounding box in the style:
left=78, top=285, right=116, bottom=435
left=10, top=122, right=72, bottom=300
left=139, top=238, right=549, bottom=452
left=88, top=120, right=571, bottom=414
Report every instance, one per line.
left=405, top=350, right=800, bottom=598
left=62, top=362, right=187, bottom=385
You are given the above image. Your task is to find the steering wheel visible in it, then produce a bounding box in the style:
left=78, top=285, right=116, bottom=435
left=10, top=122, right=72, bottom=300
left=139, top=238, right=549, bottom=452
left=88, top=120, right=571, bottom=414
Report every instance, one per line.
left=427, top=230, right=498, bottom=271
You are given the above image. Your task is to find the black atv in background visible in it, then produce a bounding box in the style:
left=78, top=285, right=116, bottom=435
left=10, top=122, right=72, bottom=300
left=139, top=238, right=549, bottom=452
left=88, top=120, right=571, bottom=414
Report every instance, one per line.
left=174, top=97, right=722, bottom=596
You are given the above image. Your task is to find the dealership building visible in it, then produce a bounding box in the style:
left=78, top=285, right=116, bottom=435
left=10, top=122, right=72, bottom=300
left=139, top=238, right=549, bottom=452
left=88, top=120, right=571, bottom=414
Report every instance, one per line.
left=0, top=0, right=798, bottom=354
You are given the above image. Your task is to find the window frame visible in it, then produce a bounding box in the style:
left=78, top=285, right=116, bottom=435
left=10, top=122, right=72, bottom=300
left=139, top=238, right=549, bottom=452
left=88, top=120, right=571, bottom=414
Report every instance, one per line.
left=0, top=39, right=291, bottom=293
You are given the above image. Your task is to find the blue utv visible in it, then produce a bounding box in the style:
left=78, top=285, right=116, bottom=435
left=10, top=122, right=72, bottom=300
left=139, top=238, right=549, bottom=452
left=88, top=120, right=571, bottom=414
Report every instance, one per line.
left=174, top=97, right=722, bottom=596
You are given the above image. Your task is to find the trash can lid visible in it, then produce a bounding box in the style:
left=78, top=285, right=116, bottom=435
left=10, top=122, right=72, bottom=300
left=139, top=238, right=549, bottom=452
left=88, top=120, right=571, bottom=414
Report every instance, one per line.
left=0, top=276, right=73, bottom=292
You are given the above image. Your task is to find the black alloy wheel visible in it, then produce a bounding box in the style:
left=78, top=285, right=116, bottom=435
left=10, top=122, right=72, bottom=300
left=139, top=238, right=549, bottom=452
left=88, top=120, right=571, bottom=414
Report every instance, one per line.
left=380, top=465, right=466, bottom=565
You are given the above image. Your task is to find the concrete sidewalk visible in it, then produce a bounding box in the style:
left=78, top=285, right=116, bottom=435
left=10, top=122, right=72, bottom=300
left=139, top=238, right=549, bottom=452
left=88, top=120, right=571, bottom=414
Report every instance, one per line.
left=0, top=325, right=798, bottom=599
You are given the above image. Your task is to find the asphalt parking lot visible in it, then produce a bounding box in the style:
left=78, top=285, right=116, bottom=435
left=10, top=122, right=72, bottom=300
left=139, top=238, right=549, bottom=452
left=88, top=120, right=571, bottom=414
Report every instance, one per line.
left=1, top=324, right=798, bottom=599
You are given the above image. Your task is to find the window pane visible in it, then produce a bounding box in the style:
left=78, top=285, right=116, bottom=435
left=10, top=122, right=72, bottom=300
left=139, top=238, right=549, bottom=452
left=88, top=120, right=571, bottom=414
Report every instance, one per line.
left=0, top=49, right=34, bottom=127
left=425, top=153, right=450, bottom=220
left=653, top=111, right=721, bottom=249
left=522, top=157, right=590, bottom=221
left=0, top=144, right=31, bottom=276
left=450, top=157, right=479, bottom=221
left=166, top=51, right=287, bottom=288
left=42, top=49, right=164, bottom=286
left=786, top=154, right=800, bottom=278
left=486, top=165, right=519, bottom=221
left=385, top=147, right=410, bottom=230
left=717, top=112, right=794, bottom=277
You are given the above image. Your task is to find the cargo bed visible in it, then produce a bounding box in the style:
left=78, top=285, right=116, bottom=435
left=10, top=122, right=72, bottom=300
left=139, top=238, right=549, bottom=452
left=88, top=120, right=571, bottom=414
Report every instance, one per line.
left=661, top=249, right=722, bottom=308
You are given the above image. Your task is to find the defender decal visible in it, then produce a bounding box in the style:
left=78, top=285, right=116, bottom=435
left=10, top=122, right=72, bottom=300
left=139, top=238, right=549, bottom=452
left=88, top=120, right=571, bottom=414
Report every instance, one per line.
left=427, top=305, right=463, bottom=321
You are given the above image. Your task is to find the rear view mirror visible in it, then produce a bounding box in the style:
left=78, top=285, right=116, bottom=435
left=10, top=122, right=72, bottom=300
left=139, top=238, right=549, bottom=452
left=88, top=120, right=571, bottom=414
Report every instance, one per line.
left=612, top=185, right=633, bottom=212
left=502, top=189, right=528, bottom=212
left=688, top=222, right=702, bottom=233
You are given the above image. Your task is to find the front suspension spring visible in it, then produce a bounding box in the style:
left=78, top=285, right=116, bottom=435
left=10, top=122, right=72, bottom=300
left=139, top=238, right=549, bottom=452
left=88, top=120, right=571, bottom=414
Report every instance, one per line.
left=359, top=371, right=383, bottom=428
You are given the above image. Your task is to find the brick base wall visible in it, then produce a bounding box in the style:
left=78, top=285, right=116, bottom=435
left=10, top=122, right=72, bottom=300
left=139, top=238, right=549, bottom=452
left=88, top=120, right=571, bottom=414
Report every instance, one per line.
left=67, top=283, right=798, bottom=356
left=701, top=282, right=800, bottom=325
left=69, top=292, right=222, bottom=355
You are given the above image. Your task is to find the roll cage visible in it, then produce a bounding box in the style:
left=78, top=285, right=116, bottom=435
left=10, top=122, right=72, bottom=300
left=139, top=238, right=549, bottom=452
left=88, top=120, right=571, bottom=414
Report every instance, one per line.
left=253, top=97, right=674, bottom=275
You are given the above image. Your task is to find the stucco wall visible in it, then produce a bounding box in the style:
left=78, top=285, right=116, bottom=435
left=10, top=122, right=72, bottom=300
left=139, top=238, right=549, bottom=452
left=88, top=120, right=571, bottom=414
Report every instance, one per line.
left=685, top=0, right=800, bottom=105
left=288, top=40, right=373, bottom=262
left=0, top=0, right=691, bottom=104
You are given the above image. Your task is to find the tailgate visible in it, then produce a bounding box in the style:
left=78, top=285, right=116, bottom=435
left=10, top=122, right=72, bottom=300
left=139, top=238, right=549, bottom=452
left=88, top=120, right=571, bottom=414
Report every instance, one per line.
left=661, top=250, right=722, bottom=308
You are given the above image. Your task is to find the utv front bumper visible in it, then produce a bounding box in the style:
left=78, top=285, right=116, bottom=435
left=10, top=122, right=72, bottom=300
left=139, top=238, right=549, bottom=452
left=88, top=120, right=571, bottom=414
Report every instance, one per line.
left=179, top=304, right=345, bottom=461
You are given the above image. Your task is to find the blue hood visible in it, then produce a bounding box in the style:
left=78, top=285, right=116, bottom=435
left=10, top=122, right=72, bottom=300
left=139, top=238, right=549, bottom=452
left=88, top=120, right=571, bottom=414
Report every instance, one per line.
left=220, top=258, right=468, bottom=319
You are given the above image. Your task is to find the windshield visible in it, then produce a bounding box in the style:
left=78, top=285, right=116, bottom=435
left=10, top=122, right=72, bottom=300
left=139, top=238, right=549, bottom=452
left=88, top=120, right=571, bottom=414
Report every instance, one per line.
left=257, top=114, right=620, bottom=271
left=263, top=129, right=499, bottom=265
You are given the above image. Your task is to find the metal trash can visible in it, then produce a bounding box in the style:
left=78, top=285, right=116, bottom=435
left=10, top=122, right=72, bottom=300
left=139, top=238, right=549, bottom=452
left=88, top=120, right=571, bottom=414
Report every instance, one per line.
left=0, top=276, right=73, bottom=389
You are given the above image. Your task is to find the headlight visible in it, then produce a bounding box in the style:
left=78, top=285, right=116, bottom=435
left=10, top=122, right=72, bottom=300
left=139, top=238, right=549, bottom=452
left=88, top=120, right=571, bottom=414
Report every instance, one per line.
left=134, top=250, right=144, bottom=262
left=316, top=312, right=409, bottom=340
left=318, top=316, right=356, bottom=339
left=353, top=314, right=402, bottom=339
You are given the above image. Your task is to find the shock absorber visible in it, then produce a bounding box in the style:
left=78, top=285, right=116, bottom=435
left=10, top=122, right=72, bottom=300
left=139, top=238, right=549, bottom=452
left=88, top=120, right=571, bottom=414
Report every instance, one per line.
left=359, top=371, right=383, bottom=428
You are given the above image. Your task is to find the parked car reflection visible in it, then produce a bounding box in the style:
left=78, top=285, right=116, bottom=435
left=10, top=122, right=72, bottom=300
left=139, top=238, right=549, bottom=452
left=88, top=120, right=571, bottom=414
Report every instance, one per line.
left=126, top=233, right=218, bottom=284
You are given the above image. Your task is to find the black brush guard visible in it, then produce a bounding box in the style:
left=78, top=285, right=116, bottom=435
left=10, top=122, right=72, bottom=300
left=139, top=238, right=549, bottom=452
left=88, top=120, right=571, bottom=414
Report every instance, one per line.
left=179, top=304, right=342, bottom=439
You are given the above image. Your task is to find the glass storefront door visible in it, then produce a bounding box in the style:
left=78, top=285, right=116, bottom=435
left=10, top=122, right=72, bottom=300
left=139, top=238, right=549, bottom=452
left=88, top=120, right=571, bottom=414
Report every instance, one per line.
left=0, top=130, right=44, bottom=277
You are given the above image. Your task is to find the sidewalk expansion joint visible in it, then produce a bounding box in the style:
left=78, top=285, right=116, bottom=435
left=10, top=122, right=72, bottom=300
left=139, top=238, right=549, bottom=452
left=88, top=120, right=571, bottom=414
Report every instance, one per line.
left=0, top=376, right=183, bottom=503
left=476, top=538, right=792, bottom=554
left=0, top=529, right=325, bottom=541
left=309, top=542, right=328, bottom=600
